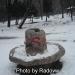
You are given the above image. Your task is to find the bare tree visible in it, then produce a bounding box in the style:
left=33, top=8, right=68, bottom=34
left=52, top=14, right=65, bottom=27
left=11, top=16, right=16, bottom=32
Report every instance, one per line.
left=18, top=0, right=33, bottom=29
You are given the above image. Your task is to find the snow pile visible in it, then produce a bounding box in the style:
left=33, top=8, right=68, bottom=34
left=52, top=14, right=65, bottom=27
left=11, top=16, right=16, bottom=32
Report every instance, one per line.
left=12, top=44, right=59, bottom=62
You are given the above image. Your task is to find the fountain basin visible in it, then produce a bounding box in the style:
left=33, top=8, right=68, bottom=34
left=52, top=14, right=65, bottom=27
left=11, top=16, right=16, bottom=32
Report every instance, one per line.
left=9, top=42, right=65, bottom=66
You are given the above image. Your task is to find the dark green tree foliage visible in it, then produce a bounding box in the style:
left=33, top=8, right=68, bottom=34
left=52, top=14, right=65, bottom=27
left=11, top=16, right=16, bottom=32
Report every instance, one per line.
left=66, top=0, right=75, bottom=7
left=7, top=0, right=12, bottom=27
left=30, top=5, right=38, bottom=16
left=7, top=0, right=38, bottom=18
left=26, top=0, right=38, bottom=16
left=43, top=0, right=53, bottom=22
left=43, top=0, right=52, bottom=14
left=11, top=0, right=26, bottom=18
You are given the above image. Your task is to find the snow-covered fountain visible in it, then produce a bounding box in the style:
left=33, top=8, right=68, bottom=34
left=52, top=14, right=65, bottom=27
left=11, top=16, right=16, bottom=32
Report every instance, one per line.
left=9, top=28, right=65, bottom=75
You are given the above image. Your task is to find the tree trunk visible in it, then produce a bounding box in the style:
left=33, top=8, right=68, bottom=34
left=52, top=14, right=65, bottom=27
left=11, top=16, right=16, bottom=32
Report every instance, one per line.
left=15, top=19, right=19, bottom=25
left=61, top=0, right=64, bottom=18
left=7, top=0, right=11, bottom=27
left=8, top=16, right=11, bottom=27
left=18, top=8, right=30, bottom=29
left=70, top=7, right=73, bottom=21
left=40, top=0, right=43, bottom=20
left=46, top=14, right=47, bottom=22
left=18, top=0, right=33, bottom=29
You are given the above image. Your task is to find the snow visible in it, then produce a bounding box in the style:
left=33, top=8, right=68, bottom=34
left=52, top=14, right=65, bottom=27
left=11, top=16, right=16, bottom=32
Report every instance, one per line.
left=0, top=13, right=75, bottom=75
left=12, top=44, right=59, bottom=62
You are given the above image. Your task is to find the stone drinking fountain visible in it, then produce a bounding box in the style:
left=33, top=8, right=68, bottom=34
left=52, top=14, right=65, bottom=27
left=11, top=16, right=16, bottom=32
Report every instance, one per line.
left=9, top=28, right=65, bottom=75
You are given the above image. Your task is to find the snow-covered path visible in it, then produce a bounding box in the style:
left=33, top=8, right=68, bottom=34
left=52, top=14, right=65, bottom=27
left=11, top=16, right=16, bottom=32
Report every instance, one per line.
left=0, top=14, right=75, bottom=75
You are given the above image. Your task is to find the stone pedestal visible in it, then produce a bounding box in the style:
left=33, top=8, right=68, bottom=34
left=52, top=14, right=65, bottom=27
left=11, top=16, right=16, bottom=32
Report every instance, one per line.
left=25, top=28, right=47, bottom=56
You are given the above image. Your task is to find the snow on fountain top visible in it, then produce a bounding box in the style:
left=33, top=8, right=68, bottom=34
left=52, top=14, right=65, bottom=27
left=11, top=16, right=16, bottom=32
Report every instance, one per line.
left=12, top=43, right=59, bottom=62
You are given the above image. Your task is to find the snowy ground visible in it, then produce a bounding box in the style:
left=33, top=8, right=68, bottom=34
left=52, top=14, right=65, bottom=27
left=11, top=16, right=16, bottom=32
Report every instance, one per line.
left=0, top=14, right=75, bottom=75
